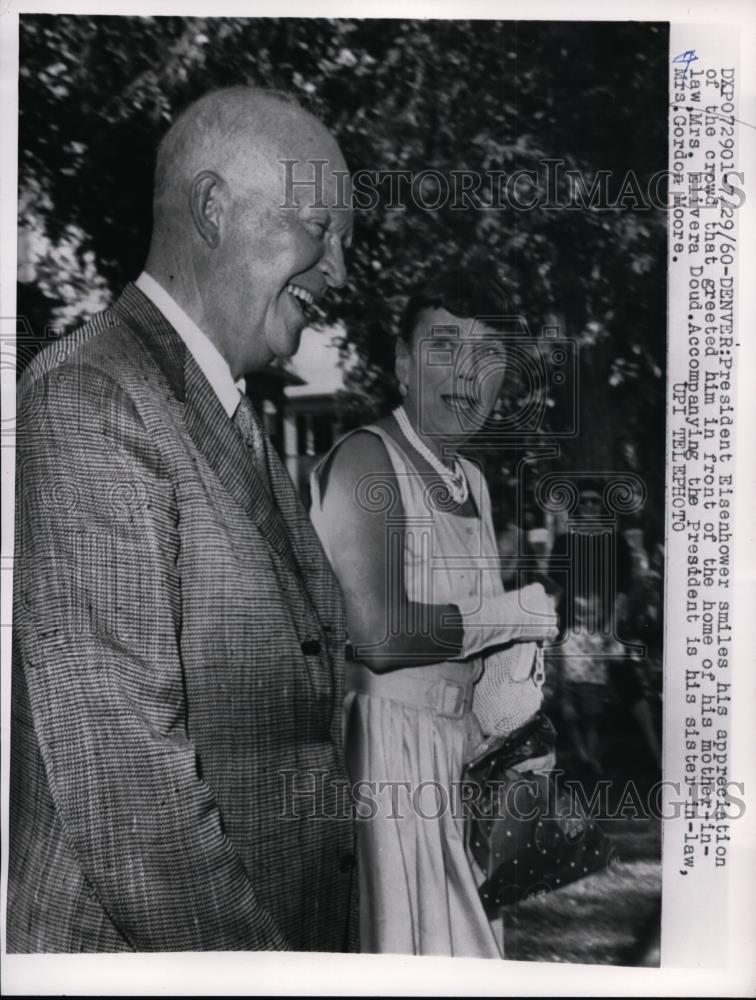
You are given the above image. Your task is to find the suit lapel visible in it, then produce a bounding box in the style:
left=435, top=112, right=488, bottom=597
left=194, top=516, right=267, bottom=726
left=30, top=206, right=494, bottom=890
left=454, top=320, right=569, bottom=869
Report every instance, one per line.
left=114, top=282, right=346, bottom=714
left=263, top=442, right=346, bottom=722
left=183, top=362, right=295, bottom=562
left=263, top=440, right=346, bottom=637
left=113, top=284, right=293, bottom=563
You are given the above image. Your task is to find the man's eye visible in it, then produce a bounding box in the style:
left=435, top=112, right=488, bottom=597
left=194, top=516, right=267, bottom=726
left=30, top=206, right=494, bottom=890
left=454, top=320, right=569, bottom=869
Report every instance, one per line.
left=307, top=220, right=328, bottom=235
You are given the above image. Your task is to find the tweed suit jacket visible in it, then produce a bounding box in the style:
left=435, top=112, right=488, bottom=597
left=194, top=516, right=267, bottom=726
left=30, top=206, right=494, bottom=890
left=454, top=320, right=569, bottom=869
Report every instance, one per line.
left=8, top=284, right=357, bottom=953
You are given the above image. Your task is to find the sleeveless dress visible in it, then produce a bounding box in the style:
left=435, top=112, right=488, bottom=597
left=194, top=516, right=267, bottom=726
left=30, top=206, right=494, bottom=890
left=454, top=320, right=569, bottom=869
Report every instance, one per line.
left=310, top=425, right=543, bottom=957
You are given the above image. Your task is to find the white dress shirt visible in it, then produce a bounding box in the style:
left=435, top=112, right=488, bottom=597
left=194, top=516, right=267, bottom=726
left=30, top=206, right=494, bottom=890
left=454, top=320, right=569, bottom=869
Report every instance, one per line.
left=136, top=271, right=245, bottom=418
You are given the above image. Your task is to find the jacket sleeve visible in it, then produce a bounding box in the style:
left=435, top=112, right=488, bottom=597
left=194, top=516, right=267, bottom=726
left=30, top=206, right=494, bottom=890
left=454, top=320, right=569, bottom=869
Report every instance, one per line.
left=13, top=363, right=290, bottom=951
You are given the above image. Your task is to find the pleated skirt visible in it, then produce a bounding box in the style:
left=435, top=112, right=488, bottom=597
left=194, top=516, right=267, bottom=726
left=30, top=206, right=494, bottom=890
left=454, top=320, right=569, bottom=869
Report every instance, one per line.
left=345, top=688, right=503, bottom=958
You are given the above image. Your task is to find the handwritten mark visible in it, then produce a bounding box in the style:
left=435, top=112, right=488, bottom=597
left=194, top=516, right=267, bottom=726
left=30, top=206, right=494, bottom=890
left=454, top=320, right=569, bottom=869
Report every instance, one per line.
left=669, top=103, right=756, bottom=132
left=672, top=49, right=699, bottom=78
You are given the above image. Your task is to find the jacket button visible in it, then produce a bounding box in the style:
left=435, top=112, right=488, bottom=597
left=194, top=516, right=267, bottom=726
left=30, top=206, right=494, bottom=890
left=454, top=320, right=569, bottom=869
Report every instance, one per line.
left=301, top=639, right=321, bottom=656
left=339, top=852, right=355, bottom=873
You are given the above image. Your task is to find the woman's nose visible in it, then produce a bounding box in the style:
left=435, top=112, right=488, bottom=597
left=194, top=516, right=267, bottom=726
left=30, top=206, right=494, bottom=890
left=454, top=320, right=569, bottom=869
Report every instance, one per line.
left=455, top=346, right=482, bottom=385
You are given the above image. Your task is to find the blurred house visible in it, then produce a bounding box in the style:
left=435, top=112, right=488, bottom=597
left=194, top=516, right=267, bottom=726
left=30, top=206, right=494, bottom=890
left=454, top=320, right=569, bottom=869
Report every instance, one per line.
left=246, top=325, right=349, bottom=507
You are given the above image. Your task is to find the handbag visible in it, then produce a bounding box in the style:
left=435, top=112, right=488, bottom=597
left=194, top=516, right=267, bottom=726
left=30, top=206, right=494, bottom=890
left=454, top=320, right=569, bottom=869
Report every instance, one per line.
left=462, top=711, right=615, bottom=916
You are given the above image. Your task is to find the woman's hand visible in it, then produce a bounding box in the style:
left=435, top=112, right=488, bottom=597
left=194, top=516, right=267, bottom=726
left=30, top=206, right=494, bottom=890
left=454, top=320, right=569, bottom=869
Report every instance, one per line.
left=460, top=582, right=558, bottom=658
left=515, top=582, right=560, bottom=642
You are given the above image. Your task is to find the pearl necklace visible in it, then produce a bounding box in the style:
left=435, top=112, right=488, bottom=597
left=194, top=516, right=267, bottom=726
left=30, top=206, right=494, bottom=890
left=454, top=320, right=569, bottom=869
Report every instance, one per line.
left=393, top=406, right=469, bottom=506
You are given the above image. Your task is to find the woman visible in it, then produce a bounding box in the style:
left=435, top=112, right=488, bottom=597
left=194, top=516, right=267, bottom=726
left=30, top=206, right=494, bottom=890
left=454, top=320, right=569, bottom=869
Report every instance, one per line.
left=310, top=268, right=557, bottom=957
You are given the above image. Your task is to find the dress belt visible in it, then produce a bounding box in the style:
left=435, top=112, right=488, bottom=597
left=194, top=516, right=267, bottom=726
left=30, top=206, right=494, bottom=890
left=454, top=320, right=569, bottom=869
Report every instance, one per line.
left=345, top=661, right=475, bottom=719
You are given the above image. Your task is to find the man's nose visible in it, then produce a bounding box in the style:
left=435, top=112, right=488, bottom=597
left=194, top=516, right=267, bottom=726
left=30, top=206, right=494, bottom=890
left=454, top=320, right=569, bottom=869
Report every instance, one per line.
left=320, top=234, right=348, bottom=289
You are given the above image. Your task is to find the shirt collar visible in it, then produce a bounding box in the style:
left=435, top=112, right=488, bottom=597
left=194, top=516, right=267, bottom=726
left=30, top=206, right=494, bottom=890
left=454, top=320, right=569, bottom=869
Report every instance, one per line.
left=135, top=271, right=245, bottom=418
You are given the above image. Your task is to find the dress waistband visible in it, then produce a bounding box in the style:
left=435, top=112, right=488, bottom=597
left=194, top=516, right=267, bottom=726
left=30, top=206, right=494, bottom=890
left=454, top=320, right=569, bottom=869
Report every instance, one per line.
left=345, top=660, right=475, bottom=719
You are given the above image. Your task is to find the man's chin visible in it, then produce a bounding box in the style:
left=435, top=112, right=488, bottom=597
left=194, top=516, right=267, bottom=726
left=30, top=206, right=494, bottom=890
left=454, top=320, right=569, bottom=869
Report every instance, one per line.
left=268, top=324, right=304, bottom=362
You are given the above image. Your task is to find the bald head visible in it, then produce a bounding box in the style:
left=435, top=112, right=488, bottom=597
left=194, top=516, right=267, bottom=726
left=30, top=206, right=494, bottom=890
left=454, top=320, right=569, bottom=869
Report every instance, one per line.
left=153, top=87, right=344, bottom=225
left=143, top=86, right=353, bottom=379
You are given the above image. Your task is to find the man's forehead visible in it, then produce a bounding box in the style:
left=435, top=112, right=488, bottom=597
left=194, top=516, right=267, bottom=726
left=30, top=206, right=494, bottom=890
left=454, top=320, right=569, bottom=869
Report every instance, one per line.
left=222, top=102, right=348, bottom=202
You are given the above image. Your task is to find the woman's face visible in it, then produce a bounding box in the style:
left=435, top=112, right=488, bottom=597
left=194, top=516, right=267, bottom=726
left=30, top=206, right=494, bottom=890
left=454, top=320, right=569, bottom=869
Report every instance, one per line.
left=397, top=306, right=507, bottom=443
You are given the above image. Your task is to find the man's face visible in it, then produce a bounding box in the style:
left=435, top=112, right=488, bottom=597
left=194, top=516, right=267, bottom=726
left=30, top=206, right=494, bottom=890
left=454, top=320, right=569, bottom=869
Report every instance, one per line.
left=211, top=142, right=353, bottom=376
left=400, top=307, right=507, bottom=442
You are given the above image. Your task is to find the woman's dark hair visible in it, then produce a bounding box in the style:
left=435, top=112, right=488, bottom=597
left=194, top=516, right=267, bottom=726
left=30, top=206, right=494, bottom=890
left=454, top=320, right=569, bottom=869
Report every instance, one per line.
left=398, top=265, right=513, bottom=344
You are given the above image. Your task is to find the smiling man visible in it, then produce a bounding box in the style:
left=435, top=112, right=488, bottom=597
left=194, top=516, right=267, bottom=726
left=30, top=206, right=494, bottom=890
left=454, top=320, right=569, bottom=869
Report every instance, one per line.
left=9, top=87, right=357, bottom=952
left=145, top=88, right=352, bottom=376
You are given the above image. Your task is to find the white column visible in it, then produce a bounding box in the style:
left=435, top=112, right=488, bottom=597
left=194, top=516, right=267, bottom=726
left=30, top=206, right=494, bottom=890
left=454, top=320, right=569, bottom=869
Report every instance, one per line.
left=283, top=409, right=298, bottom=483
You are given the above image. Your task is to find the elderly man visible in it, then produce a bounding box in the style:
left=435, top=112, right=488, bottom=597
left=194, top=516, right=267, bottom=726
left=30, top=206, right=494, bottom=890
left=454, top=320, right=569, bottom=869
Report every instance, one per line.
left=9, top=88, right=356, bottom=952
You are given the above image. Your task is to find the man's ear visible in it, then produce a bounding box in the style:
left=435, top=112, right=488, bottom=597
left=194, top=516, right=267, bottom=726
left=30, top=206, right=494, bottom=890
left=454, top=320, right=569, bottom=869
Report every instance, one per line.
left=190, top=171, right=225, bottom=249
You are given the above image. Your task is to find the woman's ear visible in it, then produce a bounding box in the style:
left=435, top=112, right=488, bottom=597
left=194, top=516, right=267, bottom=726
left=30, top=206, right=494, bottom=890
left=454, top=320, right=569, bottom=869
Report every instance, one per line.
left=190, top=170, right=226, bottom=249
left=395, top=337, right=410, bottom=391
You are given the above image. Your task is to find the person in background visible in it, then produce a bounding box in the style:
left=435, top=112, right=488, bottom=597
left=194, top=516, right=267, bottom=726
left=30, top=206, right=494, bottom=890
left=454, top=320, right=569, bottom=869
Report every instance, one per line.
left=547, top=592, right=617, bottom=775
left=495, top=513, right=528, bottom=588
left=548, top=480, right=660, bottom=771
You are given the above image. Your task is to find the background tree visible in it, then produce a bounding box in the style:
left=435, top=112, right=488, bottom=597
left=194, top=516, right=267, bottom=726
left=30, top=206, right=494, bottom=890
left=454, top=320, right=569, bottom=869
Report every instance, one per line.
left=17, top=15, right=669, bottom=535
left=15, top=21, right=668, bottom=963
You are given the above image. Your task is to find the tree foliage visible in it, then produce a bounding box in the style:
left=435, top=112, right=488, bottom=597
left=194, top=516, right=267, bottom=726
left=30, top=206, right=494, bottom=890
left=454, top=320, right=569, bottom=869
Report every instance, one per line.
left=17, top=15, right=669, bottom=529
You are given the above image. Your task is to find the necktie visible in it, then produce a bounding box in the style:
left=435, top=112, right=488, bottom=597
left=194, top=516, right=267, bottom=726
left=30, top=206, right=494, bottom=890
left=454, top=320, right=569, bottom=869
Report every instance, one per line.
left=233, top=392, right=272, bottom=493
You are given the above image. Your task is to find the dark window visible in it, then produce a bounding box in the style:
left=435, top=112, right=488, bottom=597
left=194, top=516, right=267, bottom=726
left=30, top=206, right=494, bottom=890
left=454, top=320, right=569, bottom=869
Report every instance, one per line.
left=296, top=414, right=308, bottom=455
left=313, top=414, right=333, bottom=454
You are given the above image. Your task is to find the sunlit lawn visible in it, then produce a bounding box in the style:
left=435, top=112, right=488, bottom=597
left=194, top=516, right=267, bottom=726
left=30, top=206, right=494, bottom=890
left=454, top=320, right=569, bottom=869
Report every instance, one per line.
left=504, top=700, right=662, bottom=966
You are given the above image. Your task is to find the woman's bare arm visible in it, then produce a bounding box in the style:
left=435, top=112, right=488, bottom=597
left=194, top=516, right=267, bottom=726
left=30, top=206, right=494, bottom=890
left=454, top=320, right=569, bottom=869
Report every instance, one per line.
left=317, top=431, right=463, bottom=673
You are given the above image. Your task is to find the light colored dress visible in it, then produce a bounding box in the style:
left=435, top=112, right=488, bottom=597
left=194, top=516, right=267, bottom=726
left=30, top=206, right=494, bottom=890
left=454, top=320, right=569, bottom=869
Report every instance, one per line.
left=310, top=425, right=543, bottom=957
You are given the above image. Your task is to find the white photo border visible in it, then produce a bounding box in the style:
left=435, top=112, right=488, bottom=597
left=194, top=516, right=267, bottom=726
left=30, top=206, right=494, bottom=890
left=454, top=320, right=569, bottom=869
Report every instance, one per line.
left=1, top=1, right=754, bottom=996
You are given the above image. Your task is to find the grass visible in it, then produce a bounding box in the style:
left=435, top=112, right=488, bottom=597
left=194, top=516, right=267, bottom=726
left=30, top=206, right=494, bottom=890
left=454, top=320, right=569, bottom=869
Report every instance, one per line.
left=503, top=698, right=663, bottom=966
